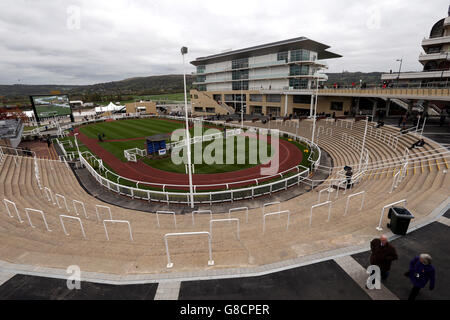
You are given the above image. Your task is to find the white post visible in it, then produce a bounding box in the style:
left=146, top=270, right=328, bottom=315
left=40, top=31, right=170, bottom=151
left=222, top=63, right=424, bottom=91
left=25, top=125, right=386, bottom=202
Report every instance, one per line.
left=74, top=133, right=81, bottom=160
left=182, top=47, right=194, bottom=208
left=359, top=117, right=369, bottom=171
left=420, top=117, right=427, bottom=136
left=311, top=76, right=319, bottom=145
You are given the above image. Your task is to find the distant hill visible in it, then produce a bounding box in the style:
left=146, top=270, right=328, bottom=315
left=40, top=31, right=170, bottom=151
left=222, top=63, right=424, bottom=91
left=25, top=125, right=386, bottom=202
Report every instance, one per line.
left=0, top=74, right=195, bottom=101
left=0, top=72, right=384, bottom=102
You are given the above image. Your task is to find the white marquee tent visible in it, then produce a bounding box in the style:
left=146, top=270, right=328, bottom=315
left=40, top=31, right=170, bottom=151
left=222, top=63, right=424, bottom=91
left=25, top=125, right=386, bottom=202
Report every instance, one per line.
left=94, top=102, right=124, bottom=113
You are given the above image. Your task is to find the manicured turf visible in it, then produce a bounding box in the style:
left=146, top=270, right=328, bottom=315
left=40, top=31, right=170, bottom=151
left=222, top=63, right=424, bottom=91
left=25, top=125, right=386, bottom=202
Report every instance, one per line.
left=142, top=136, right=273, bottom=174
left=79, top=118, right=186, bottom=140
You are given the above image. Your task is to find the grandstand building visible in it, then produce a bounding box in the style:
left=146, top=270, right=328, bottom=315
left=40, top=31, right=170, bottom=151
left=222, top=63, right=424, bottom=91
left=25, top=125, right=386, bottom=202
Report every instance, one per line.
left=381, top=6, right=450, bottom=86
left=190, top=37, right=354, bottom=117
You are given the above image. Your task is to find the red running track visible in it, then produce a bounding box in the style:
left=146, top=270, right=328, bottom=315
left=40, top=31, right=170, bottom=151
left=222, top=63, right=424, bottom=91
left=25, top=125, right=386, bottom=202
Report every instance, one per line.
left=74, top=127, right=303, bottom=190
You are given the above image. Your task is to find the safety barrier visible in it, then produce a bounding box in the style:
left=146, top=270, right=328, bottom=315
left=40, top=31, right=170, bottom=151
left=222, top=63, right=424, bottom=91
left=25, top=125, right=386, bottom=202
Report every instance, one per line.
left=103, top=219, right=134, bottom=241
left=210, top=218, right=240, bottom=240
left=95, top=205, right=112, bottom=222
left=310, top=201, right=332, bottom=227
left=55, top=194, right=70, bottom=212
left=344, top=191, right=365, bottom=216
left=263, top=210, right=291, bottom=234
left=156, top=211, right=177, bottom=228
left=229, top=207, right=249, bottom=223
left=191, top=210, right=212, bottom=226
left=164, top=232, right=214, bottom=268
left=59, top=215, right=87, bottom=239
left=3, top=199, right=23, bottom=223
left=73, top=200, right=88, bottom=218
left=25, top=208, right=52, bottom=232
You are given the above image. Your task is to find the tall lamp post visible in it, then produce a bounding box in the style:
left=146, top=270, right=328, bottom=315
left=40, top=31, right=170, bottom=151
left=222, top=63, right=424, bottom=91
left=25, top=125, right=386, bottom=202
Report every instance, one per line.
left=241, top=74, right=244, bottom=128
left=310, top=73, right=320, bottom=145
left=181, top=46, right=194, bottom=208
left=74, top=133, right=81, bottom=160
left=396, top=58, right=403, bottom=86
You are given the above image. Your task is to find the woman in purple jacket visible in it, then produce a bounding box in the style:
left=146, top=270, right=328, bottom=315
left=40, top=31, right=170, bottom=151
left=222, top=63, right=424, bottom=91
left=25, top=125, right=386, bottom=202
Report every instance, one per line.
left=406, top=254, right=435, bottom=300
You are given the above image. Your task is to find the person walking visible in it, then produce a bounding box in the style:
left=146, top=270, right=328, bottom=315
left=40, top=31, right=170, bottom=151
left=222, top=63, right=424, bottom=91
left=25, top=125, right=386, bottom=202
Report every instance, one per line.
left=370, top=235, right=398, bottom=280
left=405, top=254, right=435, bottom=300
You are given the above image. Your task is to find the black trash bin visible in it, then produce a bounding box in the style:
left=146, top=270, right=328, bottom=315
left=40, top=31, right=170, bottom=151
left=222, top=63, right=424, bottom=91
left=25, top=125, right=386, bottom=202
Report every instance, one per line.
left=387, top=207, right=414, bottom=235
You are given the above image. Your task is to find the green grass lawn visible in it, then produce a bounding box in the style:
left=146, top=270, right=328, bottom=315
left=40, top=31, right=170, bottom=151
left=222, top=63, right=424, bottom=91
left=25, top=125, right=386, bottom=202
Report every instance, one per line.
left=142, top=136, right=273, bottom=174
left=79, top=118, right=187, bottom=140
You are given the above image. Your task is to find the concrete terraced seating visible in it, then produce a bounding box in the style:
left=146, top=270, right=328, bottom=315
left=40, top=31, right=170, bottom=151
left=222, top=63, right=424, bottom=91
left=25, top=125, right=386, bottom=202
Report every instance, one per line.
left=0, top=120, right=449, bottom=275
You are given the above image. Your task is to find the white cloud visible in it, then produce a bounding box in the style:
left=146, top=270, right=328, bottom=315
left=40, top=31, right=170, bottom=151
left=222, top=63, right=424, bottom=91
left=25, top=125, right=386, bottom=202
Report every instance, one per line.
left=0, top=0, right=448, bottom=84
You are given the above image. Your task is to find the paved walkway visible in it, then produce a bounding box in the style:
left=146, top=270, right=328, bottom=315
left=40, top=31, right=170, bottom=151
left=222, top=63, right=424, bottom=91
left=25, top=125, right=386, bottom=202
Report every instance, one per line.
left=1, top=214, right=447, bottom=300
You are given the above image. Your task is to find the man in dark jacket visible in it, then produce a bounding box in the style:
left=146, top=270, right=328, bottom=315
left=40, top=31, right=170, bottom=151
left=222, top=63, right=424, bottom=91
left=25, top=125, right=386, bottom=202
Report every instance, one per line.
left=406, top=254, right=435, bottom=300
left=370, top=235, right=398, bottom=280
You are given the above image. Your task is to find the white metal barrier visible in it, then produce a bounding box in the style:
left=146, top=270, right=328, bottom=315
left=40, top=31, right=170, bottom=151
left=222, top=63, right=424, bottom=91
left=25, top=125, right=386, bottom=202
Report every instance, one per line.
left=55, top=194, right=70, bottom=212
left=210, top=218, right=240, bottom=240
left=228, top=207, right=249, bottom=223
left=309, top=201, right=332, bottom=227
left=95, top=205, right=112, bottom=222
left=44, top=187, right=55, bottom=204
left=3, top=199, right=23, bottom=223
left=59, top=215, right=87, bottom=239
left=156, top=211, right=177, bottom=228
left=262, top=201, right=281, bottom=217
left=263, top=210, right=291, bottom=234
left=25, top=208, right=52, bottom=232
left=191, top=210, right=212, bottom=226
left=376, top=199, right=407, bottom=231
left=73, top=200, right=88, bottom=218
left=318, top=188, right=332, bottom=203
left=164, top=232, right=214, bottom=268
left=344, top=191, right=366, bottom=216
left=103, top=219, right=134, bottom=241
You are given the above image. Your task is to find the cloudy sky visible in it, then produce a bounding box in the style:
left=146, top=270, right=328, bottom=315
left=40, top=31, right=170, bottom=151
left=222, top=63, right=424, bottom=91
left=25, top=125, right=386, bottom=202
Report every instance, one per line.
left=0, top=0, right=449, bottom=85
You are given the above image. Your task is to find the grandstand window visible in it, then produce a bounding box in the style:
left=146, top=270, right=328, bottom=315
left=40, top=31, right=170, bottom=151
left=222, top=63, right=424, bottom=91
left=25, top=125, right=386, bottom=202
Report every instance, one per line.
left=277, top=51, right=288, bottom=61
left=232, top=58, right=249, bottom=69
left=330, top=101, right=344, bottom=111
left=293, top=95, right=311, bottom=104
left=266, top=94, right=281, bottom=103
left=250, top=94, right=263, bottom=102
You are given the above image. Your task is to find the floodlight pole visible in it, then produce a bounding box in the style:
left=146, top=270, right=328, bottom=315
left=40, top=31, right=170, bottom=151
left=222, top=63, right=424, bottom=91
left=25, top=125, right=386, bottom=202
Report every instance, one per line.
left=182, top=47, right=195, bottom=208
left=74, top=133, right=81, bottom=160
left=310, top=75, right=320, bottom=145
left=359, top=117, right=368, bottom=171
left=241, top=76, right=244, bottom=128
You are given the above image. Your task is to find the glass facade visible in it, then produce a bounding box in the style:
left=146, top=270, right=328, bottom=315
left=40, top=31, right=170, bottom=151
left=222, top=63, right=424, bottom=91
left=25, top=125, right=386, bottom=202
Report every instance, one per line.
left=293, top=95, right=311, bottom=104
left=232, top=58, right=249, bottom=69
left=196, top=84, right=206, bottom=91
left=290, top=49, right=310, bottom=62
left=266, top=94, right=281, bottom=102
left=232, top=69, right=249, bottom=80
left=232, top=81, right=249, bottom=90
left=277, top=51, right=288, bottom=61
left=289, top=78, right=309, bottom=89
left=196, top=75, right=206, bottom=82
left=250, top=94, right=263, bottom=102
left=196, top=65, right=206, bottom=74
left=289, top=65, right=309, bottom=76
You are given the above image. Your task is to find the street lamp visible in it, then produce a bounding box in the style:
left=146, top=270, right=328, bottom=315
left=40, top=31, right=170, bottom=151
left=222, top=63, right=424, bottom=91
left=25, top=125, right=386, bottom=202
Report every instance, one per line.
left=396, top=58, right=403, bottom=86
left=310, top=70, right=322, bottom=146
left=181, top=46, right=195, bottom=208
left=74, top=133, right=81, bottom=160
